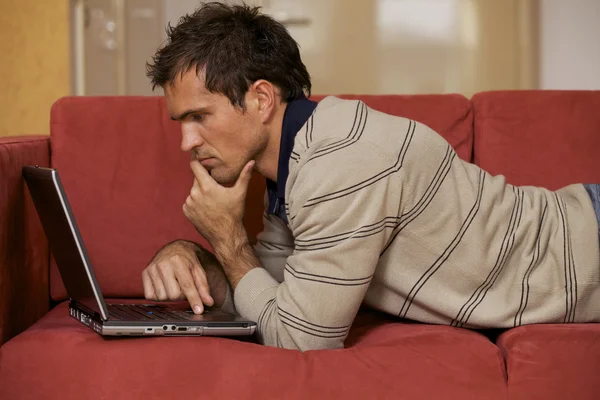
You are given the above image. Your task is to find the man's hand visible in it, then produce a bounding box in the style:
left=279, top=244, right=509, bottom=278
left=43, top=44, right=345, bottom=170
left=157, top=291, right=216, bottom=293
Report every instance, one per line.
left=142, top=240, right=223, bottom=314
left=183, top=160, right=254, bottom=246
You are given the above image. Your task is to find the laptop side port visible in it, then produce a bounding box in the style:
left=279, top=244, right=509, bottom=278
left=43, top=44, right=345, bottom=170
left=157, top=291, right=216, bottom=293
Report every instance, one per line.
left=177, top=327, right=188, bottom=332
left=79, top=313, right=91, bottom=326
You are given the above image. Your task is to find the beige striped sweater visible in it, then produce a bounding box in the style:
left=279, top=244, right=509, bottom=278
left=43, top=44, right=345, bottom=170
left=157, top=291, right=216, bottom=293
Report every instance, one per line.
left=229, top=96, right=600, bottom=351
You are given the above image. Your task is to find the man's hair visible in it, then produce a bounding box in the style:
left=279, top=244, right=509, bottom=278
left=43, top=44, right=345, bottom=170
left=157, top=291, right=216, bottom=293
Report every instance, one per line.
left=146, top=2, right=311, bottom=108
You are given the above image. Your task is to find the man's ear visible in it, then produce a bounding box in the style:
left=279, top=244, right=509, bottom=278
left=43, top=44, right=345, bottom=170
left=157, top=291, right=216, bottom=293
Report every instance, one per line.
left=249, top=80, right=278, bottom=123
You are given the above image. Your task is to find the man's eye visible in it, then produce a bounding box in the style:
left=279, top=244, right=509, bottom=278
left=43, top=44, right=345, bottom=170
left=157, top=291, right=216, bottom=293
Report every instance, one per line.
left=193, top=114, right=204, bottom=121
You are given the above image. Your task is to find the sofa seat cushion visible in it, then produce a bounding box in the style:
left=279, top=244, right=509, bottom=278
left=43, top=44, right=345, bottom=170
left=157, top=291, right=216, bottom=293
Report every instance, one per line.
left=497, top=324, right=600, bottom=400
left=0, top=301, right=507, bottom=400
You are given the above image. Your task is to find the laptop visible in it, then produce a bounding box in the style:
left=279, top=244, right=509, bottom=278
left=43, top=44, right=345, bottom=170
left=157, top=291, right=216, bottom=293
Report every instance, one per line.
left=22, top=165, right=257, bottom=337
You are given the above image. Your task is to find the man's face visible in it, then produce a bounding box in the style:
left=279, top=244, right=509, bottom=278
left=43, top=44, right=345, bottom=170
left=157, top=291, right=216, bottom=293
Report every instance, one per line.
left=164, top=69, right=267, bottom=185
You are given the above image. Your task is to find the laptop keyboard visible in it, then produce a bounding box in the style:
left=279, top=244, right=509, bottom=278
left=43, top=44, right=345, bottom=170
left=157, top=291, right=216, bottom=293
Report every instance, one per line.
left=107, top=304, right=192, bottom=321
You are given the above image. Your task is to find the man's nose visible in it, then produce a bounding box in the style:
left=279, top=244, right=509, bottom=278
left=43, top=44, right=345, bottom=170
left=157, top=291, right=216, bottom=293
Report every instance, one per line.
left=180, top=124, right=204, bottom=152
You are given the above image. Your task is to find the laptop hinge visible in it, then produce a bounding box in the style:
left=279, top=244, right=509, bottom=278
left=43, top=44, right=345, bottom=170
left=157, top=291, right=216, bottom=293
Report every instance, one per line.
left=70, top=299, right=105, bottom=320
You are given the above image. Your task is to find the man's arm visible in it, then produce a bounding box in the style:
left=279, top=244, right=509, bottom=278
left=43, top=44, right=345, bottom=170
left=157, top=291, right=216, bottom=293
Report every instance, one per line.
left=192, top=242, right=236, bottom=314
left=234, top=149, right=401, bottom=350
left=184, top=143, right=399, bottom=350
left=142, top=239, right=232, bottom=314
left=142, top=197, right=293, bottom=314
left=225, top=195, right=389, bottom=350
left=202, top=191, right=295, bottom=295
left=253, top=192, right=295, bottom=283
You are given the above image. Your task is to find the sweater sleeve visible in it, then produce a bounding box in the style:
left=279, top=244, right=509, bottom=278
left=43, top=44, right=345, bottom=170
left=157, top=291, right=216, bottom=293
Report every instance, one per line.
left=234, top=140, right=401, bottom=350
left=253, top=194, right=295, bottom=283
left=222, top=194, right=294, bottom=314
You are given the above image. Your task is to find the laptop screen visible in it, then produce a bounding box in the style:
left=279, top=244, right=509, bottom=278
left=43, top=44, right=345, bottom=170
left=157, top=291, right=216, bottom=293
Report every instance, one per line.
left=22, top=166, right=109, bottom=320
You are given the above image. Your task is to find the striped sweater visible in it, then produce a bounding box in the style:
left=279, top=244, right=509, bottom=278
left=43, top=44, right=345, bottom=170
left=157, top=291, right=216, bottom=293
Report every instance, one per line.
left=231, top=96, right=600, bottom=351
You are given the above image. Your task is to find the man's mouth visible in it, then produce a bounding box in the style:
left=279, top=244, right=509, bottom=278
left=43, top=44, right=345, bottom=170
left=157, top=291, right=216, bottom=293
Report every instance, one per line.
left=198, top=157, right=216, bottom=168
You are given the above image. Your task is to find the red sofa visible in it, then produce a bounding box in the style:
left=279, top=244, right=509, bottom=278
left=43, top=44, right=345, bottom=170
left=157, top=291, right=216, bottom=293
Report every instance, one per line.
left=1, top=91, right=600, bottom=399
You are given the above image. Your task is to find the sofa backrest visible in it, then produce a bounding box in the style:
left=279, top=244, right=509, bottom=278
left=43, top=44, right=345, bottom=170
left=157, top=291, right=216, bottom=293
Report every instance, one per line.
left=472, top=91, right=600, bottom=189
left=312, top=94, right=474, bottom=162
left=49, top=94, right=472, bottom=300
left=49, top=97, right=205, bottom=301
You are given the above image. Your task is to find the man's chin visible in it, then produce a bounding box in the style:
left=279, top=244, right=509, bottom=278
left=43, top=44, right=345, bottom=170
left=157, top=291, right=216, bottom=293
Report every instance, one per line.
left=209, top=169, right=237, bottom=186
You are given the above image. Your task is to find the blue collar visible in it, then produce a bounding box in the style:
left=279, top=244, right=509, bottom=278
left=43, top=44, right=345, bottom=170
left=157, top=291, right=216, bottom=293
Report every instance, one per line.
left=266, top=95, right=317, bottom=221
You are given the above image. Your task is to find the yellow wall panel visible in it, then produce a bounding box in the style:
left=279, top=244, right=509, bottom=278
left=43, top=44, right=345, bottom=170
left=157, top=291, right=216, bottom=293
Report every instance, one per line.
left=0, top=0, right=70, bottom=136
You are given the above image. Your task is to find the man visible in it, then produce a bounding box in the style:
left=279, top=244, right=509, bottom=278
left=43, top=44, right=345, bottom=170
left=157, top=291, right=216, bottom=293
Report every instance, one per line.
left=143, top=2, right=600, bottom=351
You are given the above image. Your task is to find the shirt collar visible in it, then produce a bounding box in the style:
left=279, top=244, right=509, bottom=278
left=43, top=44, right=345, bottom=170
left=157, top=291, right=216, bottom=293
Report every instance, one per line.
left=266, top=95, right=317, bottom=217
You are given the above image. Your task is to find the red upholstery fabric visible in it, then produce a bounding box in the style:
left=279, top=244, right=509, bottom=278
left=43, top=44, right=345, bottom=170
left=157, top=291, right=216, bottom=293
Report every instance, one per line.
left=0, top=136, right=50, bottom=345
left=497, top=324, right=600, bottom=400
left=5, top=92, right=600, bottom=399
left=49, top=95, right=474, bottom=301
left=0, top=302, right=507, bottom=400
left=472, top=91, right=600, bottom=189
left=473, top=90, right=600, bottom=398
left=313, top=94, right=473, bottom=162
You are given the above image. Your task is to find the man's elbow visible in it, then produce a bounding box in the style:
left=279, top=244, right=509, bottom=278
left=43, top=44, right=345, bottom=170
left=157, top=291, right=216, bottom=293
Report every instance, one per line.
left=259, top=331, right=345, bottom=351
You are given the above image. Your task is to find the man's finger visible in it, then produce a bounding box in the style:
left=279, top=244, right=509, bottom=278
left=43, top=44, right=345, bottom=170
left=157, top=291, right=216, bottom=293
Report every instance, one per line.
left=157, top=261, right=184, bottom=300
left=192, top=265, right=214, bottom=307
left=234, top=160, right=255, bottom=191
left=173, top=264, right=205, bottom=314
left=147, top=265, right=168, bottom=301
left=142, top=269, right=157, bottom=300
left=189, top=176, right=202, bottom=201
left=190, top=160, right=213, bottom=185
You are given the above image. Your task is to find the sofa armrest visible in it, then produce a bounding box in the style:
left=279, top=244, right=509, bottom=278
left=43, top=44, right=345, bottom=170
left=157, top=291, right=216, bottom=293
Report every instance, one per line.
left=0, top=136, right=51, bottom=346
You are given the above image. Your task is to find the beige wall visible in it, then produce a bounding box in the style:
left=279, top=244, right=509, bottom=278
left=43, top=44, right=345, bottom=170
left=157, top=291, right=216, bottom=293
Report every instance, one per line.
left=469, top=0, right=538, bottom=94
left=540, top=0, right=600, bottom=89
left=0, top=0, right=70, bottom=137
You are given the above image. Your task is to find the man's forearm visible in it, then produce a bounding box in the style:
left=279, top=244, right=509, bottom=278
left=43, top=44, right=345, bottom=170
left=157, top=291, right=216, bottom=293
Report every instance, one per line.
left=213, top=226, right=260, bottom=289
left=191, top=242, right=230, bottom=309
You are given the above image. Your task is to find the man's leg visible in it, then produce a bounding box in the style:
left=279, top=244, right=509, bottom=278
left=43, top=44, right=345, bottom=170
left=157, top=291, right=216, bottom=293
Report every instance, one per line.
left=583, top=184, right=600, bottom=241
